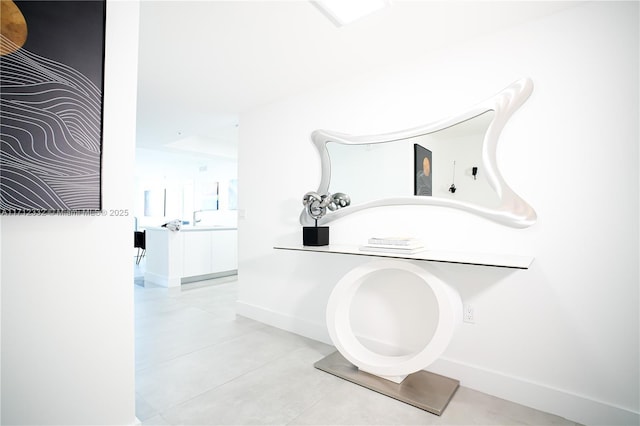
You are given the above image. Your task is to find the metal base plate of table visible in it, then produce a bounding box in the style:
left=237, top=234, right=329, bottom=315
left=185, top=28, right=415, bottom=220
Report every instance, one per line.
left=314, top=351, right=459, bottom=416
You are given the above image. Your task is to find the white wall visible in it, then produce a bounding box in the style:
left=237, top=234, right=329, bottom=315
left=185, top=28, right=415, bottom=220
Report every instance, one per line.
left=0, top=1, right=140, bottom=424
left=237, top=3, right=639, bottom=425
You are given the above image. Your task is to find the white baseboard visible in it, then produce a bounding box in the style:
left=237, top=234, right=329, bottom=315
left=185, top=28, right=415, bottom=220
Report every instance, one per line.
left=236, top=300, right=639, bottom=426
left=143, top=271, right=178, bottom=288
left=236, top=300, right=331, bottom=344
left=428, top=357, right=639, bottom=426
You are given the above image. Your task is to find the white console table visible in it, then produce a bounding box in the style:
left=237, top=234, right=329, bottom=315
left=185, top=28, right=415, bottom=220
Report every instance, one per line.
left=274, top=244, right=533, bottom=415
left=274, top=244, right=534, bottom=269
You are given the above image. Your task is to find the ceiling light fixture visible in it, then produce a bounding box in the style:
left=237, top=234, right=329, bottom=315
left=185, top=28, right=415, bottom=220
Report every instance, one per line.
left=311, top=0, right=390, bottom=27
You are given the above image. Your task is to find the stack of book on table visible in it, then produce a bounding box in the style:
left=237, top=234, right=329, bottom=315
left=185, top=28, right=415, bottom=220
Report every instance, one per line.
left=359, top=237, right=425, bottom=254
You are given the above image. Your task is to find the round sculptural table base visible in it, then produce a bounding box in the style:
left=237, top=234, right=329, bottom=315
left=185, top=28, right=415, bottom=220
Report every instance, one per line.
left=326, top=259, right=462, bottom=380
left=315, top=259, right=462, bottom=415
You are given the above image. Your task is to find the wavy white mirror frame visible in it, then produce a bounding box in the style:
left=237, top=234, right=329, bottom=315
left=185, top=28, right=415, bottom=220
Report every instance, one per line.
left=300, top=78, right=537, bottom=228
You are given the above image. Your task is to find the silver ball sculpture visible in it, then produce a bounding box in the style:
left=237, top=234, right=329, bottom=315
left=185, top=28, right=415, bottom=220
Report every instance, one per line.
left=302, top=191, right=351, bottom=222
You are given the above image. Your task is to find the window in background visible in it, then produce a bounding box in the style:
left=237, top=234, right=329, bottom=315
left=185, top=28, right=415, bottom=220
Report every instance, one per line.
left=197, top=181, right=219, bottom=211
left=165, top=184, right=184, bottom=219
left=228, top=179, right=238, bottom=210
left=144, top=189, right=165, bottom=216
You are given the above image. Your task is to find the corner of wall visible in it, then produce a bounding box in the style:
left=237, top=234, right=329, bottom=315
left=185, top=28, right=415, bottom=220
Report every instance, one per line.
left=0, top=215, right=2, bottom=422
left=0, top=1, right=140, bottom=424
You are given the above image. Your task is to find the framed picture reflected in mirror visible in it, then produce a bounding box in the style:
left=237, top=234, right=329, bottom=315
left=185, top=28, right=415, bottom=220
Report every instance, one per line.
left=414, top=144, right=432, bottom=197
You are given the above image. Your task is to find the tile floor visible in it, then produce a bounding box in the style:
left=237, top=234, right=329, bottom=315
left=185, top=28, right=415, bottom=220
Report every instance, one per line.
left=134, top=264, right=580, bottom=425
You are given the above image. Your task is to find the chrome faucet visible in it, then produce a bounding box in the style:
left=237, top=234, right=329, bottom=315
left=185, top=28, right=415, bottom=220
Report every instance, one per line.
left=193, top=210, right=203, bottom=226
left=192, top=209, right=218, bottom=226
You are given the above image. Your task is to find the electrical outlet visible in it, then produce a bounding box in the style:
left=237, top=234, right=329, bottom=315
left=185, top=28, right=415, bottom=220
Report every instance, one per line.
left=463, top=304, right=475, bottom=324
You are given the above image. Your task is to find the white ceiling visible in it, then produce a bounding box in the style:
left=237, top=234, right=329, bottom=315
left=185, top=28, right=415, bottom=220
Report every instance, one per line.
left=135, top=0, right=580, bottom=158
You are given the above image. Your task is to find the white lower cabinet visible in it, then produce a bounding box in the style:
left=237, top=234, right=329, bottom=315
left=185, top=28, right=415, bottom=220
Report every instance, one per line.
left=145, top=227, right=238, bottom=287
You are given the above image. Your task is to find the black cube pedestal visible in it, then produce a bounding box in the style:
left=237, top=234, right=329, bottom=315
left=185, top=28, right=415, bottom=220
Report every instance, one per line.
left=303, top=226, right=329, bottom=246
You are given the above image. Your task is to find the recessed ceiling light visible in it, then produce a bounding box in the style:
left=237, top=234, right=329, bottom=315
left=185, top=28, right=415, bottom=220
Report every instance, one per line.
left=311, top=0, right=391, bottom=27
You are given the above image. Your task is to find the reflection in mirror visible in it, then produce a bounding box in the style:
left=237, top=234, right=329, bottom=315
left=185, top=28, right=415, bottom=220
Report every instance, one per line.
left=300, top=78, right=537, bottom=228
left=327, top=111, right=499, bottom=209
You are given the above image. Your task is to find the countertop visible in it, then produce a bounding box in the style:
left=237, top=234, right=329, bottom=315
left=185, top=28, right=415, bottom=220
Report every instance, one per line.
left=145, top=225, right=237, bottom=232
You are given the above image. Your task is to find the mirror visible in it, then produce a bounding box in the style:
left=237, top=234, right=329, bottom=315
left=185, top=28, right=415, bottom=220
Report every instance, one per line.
left=327, top=111, right=498, bottom=209
left=300, top=78, right=537, bottom=228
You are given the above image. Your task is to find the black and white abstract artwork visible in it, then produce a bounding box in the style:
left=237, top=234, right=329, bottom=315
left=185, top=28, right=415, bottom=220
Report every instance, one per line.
left=0, top=0, right=106, bottom=212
